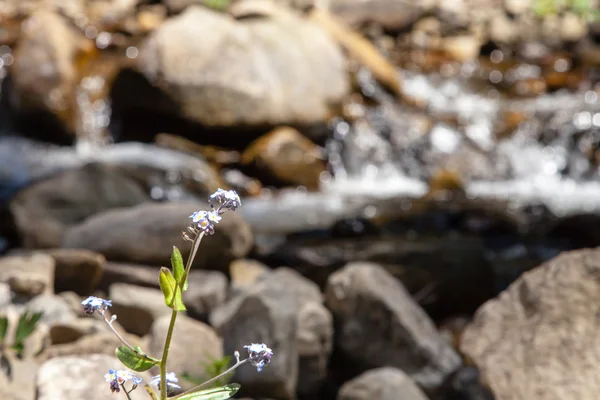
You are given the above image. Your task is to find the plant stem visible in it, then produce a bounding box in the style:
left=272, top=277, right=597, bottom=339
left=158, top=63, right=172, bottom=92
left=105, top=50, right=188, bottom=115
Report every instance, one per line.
left=182, top=231, right=205, bottom=283
left=102, top=313, right=135, bottom=351
left=174, top=358, right=250, bottom=399
left=145, top=385, right=160, bottom=400
left=160, top=309, right=178, bottom=400
left=122, top=384, right=133, bottom=400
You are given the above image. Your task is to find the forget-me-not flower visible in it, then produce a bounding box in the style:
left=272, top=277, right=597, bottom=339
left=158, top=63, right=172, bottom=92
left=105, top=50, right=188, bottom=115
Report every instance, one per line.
left=244, top=343, right=273, bottom=372
left=150, top=372, right=181, bottom=390
left=81, top=296, right=112, bottom=315
left=104, top=369, right=142, bottom=393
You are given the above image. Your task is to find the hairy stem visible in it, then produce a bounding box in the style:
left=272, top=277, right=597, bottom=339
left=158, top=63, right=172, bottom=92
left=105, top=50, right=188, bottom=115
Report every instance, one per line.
left=102, top=313, right=135, bottom=351
left=160, top=310, right=178, bottom=400
left=182, top=231, right=205, bottom=284
left=174, top=358, right=250, bottom=398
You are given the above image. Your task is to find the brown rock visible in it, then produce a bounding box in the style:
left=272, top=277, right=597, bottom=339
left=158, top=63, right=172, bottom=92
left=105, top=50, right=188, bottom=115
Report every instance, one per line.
left=62, top=201, right=253, bottom=271
left=329, top=0, right=435, bottom=31
left=461, top=248, right=600, bottom=400
left=45, top=249, right=106, bottom=295
left=242, top=127, right=325, bottom=190
left=9, top=163, right=149, bottom=248
left=44, top=331, right=145, bottom=360
left=9, top=10, right=78, bottom=116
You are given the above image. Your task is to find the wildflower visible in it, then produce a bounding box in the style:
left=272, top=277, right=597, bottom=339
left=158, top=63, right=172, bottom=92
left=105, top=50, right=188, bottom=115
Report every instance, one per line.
left=82, top=296, right=112, bottom=315
left=209, top=188, right=241, bottom=211
left=189, top=210, right=221, bottom=235
left=104, top=369, right=141, bottom=393
left=244, top=343, right=273, bottom=372
left=150, top=372, right=181, bottom=390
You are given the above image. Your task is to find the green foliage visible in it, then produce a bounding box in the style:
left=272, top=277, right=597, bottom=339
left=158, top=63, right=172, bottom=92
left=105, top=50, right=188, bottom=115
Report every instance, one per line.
left=12, top=311, right=43, bottom=358
left=182, top=355, right=234, bottom=388
left=203, top=0, right=232, bottom=12
left=159, top=267, right=186, bottom=311
left=115, top=345, right=160, bottom=372
left=171, top=246, right=188, bottom=291
left=175, top=384, right=240, bottom=400
left=0, top=316, right=8, bottom=344
left=533, top=0, right=600, bottom=20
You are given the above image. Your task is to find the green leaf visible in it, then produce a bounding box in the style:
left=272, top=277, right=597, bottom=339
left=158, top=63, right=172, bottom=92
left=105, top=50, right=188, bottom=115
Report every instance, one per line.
left=115, top=345, right=160, bottom=372
left=0, top=316, right=8, bottom=343
left=14, top=311, right=43, bottom=345
left=159, top=267, right=186, bottom=311
left=176, top=384, right=240, bottom=400
left=171, top=246, right=187, bottom=291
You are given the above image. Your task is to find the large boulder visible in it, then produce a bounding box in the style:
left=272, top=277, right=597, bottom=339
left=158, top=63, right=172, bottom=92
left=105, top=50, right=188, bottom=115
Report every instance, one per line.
left=62, top=201, right=253, bottom=271
left=0, top=253, right=55, bottom=296
left=9, top=163, right=150, bottom=249
left=461, top=248, right=600, bottom=400
left=116, top=3, right=348, bottom=128
left=325, top=262, right=461, bottom=390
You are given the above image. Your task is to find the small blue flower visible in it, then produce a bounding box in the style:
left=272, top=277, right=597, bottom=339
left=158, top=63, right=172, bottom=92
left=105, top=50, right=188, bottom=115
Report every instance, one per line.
left=189, top=210, right=221, bottom=235
left=82, top=296, right=112, bottom=315
left=244, top=343, right=273, bottom=372
left=150, top=372, right=181, bottom=390
left=104, top=369, right=141, bottom=393
left=209, top=188, right=242, bottom=211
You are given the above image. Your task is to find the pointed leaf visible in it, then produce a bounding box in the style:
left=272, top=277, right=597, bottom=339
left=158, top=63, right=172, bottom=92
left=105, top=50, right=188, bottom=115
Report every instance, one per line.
left=0, top=316, right=8, bottom=342
left=116, top=345, right=160, bottom=372
left=171, top=246, right=187, bottom=291
left=159, top=267, right=186, bottom=311
left=14, top=311, right=43, bottom=344
left=176, top=384, right=240, bottom=400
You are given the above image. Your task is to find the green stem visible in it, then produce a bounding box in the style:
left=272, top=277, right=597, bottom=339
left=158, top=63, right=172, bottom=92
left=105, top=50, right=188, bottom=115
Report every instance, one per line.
left=145, top=385, right=160, bottom=400
left=160, top=310, right=178, bottom=400
left=160, top=231, right=205, bottom=399
left=173, top=359, right=249, bottom=399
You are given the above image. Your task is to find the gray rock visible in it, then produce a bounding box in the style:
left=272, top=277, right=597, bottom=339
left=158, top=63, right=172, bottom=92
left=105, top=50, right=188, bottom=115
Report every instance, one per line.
left=326, top=262, right=461, bottom=390
left=329, top=0, right=435, bottom=31
left=229, top=258, right=271, bottom=297
left=148, top=314, right=222, bottom=391
left=49, top=318, right=112, bottom=345
left=461, top=248, right=600, bottom=400
left=0, top=253, right=55, bottom=296
left=211, top=268, right=333, bottom=399
left=44, top=331, right=145, bottom=360
left=9, top=163, right=149, bottom=248
left=62, top=201, right=253, bottom=271
left=125, top=4, right=348, bottom=127
left=36, top=354, right=152, bottom=400
left=183, top=270, right=228, bottom=318
left=0, top=355, right=39, bottom=400
left=109, top=283, right=172, bottom=336
left=338, top=367, right=429, bottom=400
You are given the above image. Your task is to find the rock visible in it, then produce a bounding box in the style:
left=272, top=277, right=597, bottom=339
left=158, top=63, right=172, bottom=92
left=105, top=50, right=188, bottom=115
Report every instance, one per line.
left=241, top=127, right=326, bottom=190
left=100, top=262, right=162, bottom=290
left=325, top=262, right=461, bottom=390
left=329, top=0, right=435, bottom=31
left=9, top=163, right=150, bottom=248
left=45, top=249, right=106, bottom=295
left=560, top=12, right=588, bottom=42
left=460, top=248, right=600, bottom=400
left=44, top=331, right=145, bottom=360
left=0, top=355, right=38, bottom=400
left=182, top=270, right=228, bottom=319
left=36, top=354, right=152, bottom=400
left=109, top=283, right=172, bottom=336
left=26, top=294, right=76, bottom=326
left=0, top=283, right=11, bottom=307
left=0, top=253, right=55, bottom=296
left=489, top=13, right=517, bottom=44
left=504, top=0, right=531, bottom=15
left=63, top=201, right=253, bottom=271
left=8, top=10, right=82, bottom=137
left=442, top=35, right=482, bottom=62
left=49, top=318, right=112, bottom=345
left=148, top=314, right=222, bottom=390
left=229, top=258, right=271, bottom=295
left=163, top=0, right=205, bottom=14
left=122, top=4, right=348, bottom=128
left=338, top=367, right=429, bottom=400
left=211, top=268, right=333, bottom=399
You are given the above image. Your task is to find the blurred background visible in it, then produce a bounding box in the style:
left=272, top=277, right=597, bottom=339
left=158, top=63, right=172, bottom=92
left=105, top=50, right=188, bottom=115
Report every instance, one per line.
left=1, top=0, right=600, bottom=399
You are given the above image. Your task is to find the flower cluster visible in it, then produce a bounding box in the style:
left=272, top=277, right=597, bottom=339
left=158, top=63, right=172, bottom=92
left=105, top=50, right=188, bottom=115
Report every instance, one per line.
left=104, top=369, right=142, bottom=393
left=150, top=372, right=181, bottom=391
left=81, top=296, right=112, bottom=315
left=187, top=188, right=241, bottom=237
left=244, top=343, right=273, bottom=372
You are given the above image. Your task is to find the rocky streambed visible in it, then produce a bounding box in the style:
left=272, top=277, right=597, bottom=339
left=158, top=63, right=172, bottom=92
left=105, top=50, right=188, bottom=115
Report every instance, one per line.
left=1, top=0, right=600, bottom=399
